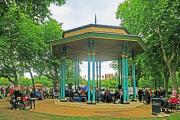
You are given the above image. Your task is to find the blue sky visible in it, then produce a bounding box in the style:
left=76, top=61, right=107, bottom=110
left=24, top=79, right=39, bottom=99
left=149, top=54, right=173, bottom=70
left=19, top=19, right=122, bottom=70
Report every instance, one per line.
left=49, top=0, right=124, bottom=78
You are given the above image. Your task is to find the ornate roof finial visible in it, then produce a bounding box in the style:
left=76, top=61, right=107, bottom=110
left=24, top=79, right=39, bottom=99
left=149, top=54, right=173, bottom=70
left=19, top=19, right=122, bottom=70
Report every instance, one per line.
left=95, top=14, right=97, bottom=24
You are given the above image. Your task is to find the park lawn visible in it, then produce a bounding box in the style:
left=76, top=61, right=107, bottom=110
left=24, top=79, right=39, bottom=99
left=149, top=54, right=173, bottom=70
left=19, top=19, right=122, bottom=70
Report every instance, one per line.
left=0, top=99, right=179, bottom=120
left=0, top=110, right=179, bottom=120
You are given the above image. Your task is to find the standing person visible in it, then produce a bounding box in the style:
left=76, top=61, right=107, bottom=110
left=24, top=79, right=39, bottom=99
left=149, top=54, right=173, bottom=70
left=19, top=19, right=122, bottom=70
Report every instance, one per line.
left=145, top=89, right=150, bottom=104
left=13, top=87, right=22, bottom=110
left=119, top=89, right=123, bottom=104
left=2, top=87, right=6, bottom=98
left=0, top=87, right=2, bottom=99
left=51, top=88, right=54, bottom=99
left=30, top=89, right=36, bottom=109
left=172, top=88, right=177, bottom=97
left=138, top=88, right=143, bottom=103
left=9, top=87, right=14, bottom=96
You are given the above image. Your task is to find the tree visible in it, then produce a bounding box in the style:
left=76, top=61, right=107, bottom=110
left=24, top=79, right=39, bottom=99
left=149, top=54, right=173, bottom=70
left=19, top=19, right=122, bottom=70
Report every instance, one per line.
left=33, top=19, right=63, bottom=88
left=0, top=1, right=67, bottom=88
left=116, top=0, right=180, bottom=92
left=0, top=4, right=24, bottom=86
left=15, top=10, right=45, bottom=91
left=0, top=0, right=66, bottom=22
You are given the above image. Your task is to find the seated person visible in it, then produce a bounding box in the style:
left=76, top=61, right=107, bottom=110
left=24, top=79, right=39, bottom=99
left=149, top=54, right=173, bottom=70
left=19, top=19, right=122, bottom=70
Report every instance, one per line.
left=104, top=90, right=112, bottom=103
left=167, top=96, right=179, bottom=111
left=114, top=89, right=123, bottom=104
left=74, top=90, right=80, bottom=102
left=68, top=89, right=74, bottom=102
left=80, top=90, right=86, bottom=102
left=160, top=98, right=169, bottom=112
left=96, top=89, right=102, bottom=102
left=168, top=96, right=178, bottom=104
left=35, top=91, right=42, bottom=100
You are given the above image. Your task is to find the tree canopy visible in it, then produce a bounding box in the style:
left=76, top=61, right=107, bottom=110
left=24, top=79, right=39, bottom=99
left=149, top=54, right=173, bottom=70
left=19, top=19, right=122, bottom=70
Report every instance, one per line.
left=0, top=1, right=67, bottom=88
left=0, top=0, right=66, bottom=22
left=116, top=0, right=180, bottom=92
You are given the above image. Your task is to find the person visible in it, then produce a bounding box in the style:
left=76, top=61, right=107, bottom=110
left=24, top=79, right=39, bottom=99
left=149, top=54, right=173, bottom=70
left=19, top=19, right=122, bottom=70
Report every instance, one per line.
left=13, top=87, right=22, bottom=110
left=54, top=89, right=59, bottom=99
left=2, top=87, right=6, bottom=98
left=138, top=88, right=143, bottom=103
left=119, top=89, right=123, bottom=104
left=74, top=90, right=80, bottom=102
left=145, top=89, right=150, bottom=104
left=68, top=89, right=74, bottom=102
left=113, top=90, right=118, bottom=103
left=14, top=87, right=22, bottom=99
left=80, top=90, right=86, bottom=102
left=115, top=89, right=123, bottom=104
left=104, top=90, right=112, bottom=103
left=96, top=88, right=102, bottom=102
left=50, top=88, right=54, bottom=99
left=9, top=87, right=14, bottom=96
left=172, top=88, right=177, bottom=97
left=30, top=89, right=36, bottom=109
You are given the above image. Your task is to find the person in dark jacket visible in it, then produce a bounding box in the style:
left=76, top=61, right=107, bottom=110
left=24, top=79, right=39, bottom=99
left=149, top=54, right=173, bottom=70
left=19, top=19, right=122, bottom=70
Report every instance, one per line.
left=30, top=89, right=36, bottom=109
left=138, top=88, right=143, bottom=103
left=68, top=89, right=74, bottom=102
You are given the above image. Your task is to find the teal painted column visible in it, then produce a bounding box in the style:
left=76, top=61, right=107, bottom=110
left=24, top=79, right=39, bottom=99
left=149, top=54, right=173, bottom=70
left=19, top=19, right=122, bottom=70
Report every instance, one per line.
left=59, top=59, right=62, bottom=99
left=122, top=54, right=126, bottom=102
left=63, top=57, right=66, bottom=99
left=77, top=59, right=80, bottom=88
left=132, top=63, right=136, bottom=99
left=61, top=58, right=64, bottom=99
left=96, top=61, right=99, bottom=88
left=118, top=58, right=121, bottom=89
left=132, top=51, right=137, bottom=100
left=99, top=61, right=101, bottom=90
left=121, top=59, right=123, bottom=86
left=122, top=43, right=129, bottom=103
left=92, top=40, right=96, bottom=103
left=74, top=61, right=77, bottom=90
left=61, top=46, right=66, bottom=100
left=125, top=57, right=129, bottom=102
left=87, top=41, right=91, bottom=103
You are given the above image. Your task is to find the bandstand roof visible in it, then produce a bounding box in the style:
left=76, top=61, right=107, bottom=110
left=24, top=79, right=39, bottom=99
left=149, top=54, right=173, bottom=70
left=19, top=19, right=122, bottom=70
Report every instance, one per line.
left=50, top=24, right=146, bottom=61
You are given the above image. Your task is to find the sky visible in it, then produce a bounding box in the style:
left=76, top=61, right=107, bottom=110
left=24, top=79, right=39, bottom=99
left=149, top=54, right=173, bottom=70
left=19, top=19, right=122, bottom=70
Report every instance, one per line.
left=49, top=0, right=124, bottom=78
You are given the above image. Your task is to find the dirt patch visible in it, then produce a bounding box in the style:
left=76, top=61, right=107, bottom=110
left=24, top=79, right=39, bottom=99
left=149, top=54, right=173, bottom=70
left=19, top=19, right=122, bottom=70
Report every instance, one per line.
left=0, top=99, right=155, bottom=119
left=31, top=99, right=155, bottom=119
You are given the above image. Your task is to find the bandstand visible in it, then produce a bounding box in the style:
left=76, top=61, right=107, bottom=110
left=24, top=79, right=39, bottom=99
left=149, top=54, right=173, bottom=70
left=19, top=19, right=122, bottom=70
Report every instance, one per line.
left=50, top=24, right=146, bottom=104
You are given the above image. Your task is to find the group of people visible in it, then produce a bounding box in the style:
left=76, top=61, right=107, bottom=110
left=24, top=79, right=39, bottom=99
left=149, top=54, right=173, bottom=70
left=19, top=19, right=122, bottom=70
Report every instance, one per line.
left=138, top=88, right=153, bottom=104
left=138, top=88, right=172, bottom=104
left=0, top=85, right=53, bottom=110
left=1, top=85, right=179, bottom=108
left=64, top=88, right=124, bottom=104
left=0, top=86, right=13, bottom=98
left=138, top=87, right=180, bottom=112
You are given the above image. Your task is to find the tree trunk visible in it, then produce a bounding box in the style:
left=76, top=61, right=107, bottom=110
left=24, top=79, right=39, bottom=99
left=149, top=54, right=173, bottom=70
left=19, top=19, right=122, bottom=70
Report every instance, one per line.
left=169, top=68, right=178, bottom=93
left=156, top=28, right=178, bottom=93
left=28, top=68, right=36, bottom=93
left=14, top=73, right=18, bottom=87
left=4, top=76, right=16, bottom=86
left=164, top=76, right=169, bottom=97
left=52, top=78, right=58, bottom=89
left=162, top=67, right=169, bottom=97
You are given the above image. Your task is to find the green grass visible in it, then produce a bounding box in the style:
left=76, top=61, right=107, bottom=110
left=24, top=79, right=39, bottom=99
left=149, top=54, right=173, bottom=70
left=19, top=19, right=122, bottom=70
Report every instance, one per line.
left=0, top=111, right=179, bottom=120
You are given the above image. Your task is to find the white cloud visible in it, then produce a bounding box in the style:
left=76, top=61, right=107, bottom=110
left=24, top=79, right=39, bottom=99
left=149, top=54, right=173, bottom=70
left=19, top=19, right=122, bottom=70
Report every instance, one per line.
left=49, top=0, right=124, bottom=30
